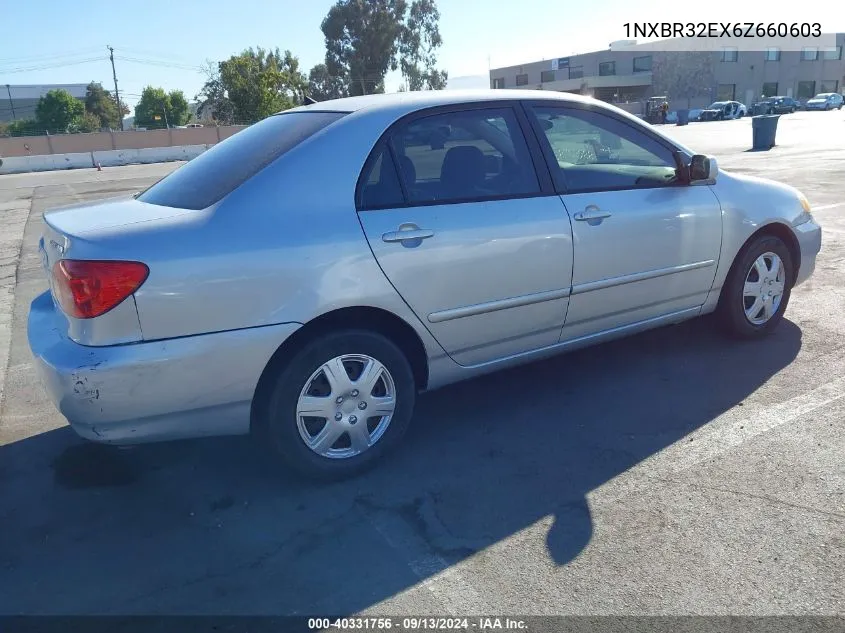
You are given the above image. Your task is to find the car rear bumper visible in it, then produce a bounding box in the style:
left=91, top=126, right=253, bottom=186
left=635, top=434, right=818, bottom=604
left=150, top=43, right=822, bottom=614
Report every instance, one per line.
left=27, top=291, right=301, bottom=444
left=794, top=219, right=822, bottom=288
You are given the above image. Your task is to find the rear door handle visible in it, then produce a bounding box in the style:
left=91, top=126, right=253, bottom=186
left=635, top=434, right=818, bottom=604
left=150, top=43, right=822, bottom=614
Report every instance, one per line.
left=382, top=227, right=435, bottom=243
left=573, top=206, right=612, bottom=221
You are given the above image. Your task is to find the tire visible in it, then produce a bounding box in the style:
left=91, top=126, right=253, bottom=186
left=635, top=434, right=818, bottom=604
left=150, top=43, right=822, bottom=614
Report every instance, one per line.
left=256, top=329, right=416, bottom=480
left=717, top=234, right=794, bottom=339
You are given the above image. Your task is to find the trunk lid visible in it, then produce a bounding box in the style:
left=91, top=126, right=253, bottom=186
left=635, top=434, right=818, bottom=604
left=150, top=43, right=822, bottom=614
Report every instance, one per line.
left=43, top=196, right=196, bottom=238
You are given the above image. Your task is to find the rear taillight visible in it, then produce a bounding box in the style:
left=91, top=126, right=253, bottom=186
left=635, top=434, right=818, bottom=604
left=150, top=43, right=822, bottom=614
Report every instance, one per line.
left=52, top=260, right=149, bottom=319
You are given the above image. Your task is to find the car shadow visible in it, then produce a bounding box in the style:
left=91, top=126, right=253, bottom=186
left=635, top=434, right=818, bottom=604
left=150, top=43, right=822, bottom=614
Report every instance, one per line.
left=0, top=317, right=802, bottom=616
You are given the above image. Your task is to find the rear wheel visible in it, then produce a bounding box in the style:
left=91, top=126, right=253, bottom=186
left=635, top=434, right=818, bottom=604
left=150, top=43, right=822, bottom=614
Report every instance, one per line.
left=256, top=330, right=416, bottom=480
left=717, top=235, right=794, bottom=339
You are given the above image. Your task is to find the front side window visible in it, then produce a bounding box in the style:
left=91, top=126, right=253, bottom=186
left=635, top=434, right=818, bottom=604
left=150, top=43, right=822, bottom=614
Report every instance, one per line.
left=138, top=111, right=346, bottom=210
left=529, top=106, right=680, bottom=194
left=389, top=108, right=541, bottom=205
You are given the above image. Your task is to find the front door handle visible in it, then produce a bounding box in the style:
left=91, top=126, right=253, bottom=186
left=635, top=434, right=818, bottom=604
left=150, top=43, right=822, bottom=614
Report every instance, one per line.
left=573, top=205, right=612, bottom=221
left=382, top=225, right=435, bottom=243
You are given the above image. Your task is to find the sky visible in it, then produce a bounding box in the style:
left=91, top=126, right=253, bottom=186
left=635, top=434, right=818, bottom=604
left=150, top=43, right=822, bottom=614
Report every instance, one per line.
left=2, top=0, right=843, bottom=116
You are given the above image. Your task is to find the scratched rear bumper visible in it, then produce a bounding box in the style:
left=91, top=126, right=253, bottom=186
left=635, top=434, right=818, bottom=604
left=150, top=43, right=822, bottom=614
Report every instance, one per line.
left=27, top=290, right=301, bottom=444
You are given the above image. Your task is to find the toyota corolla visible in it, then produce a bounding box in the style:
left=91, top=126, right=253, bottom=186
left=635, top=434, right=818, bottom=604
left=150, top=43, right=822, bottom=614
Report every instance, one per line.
left=28, top=90, right=822, bottom=479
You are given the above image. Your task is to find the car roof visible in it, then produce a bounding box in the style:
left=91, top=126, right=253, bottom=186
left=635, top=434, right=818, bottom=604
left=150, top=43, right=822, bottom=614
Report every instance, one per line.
left=285, top=89, right=598, bottom=116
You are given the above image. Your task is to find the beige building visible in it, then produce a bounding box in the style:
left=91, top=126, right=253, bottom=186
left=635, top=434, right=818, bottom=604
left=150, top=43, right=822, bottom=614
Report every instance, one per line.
left=490, top=35, right=845, bottom=111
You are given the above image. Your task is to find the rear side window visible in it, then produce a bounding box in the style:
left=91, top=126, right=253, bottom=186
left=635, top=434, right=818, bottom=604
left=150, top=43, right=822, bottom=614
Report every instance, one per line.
left=138, top=111, right=346, bottom=210
left=359, top=144, right=405, bottom=210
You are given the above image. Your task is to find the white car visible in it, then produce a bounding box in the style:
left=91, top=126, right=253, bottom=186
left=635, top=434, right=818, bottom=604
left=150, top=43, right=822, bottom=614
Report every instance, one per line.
left=699, top=101, right=747, bottom=121
left=804, top=93, right=844, bottom=111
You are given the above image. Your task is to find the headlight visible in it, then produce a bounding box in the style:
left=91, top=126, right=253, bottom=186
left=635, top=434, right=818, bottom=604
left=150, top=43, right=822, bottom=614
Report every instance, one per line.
left=799, top=193, right=812, bottom=214
left=796, top=193, right=815, bottom=225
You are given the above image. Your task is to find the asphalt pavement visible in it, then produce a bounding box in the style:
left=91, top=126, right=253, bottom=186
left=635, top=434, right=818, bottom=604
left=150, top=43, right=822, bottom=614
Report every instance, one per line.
left=0, top=110, right=843, bottom=617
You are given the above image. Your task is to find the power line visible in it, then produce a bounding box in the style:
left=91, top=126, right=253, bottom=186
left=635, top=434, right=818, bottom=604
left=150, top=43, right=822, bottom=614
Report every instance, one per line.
left=0, top=47, right=103, bottom=64
left=0, top=57, right=105, bottom=74
left=117, top=46, right=203, bottom=65
left=115, top=56, right=204, bottom=72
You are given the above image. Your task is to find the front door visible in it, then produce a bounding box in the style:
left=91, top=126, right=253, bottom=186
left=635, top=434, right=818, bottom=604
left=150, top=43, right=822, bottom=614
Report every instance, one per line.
left=356, top=105, right=573, bottom=367
left=525, top=103, right=723, bottom=341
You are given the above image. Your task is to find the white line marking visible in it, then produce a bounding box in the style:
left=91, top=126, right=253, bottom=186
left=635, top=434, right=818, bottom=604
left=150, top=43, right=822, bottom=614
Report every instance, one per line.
left=812, top=202, right=844, bottom=211
left=631, top=372, right=845, bottom=477
left=365, top=511, right=492, bottom=615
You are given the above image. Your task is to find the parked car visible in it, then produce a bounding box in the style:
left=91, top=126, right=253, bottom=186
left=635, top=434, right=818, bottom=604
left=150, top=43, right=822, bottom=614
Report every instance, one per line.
left=754, top=96, right=799, bottom=114
left=698, top=101, right=747, bottom=121
left=28, top=90, right=822, bottom=480
left=804, top=93, right=844, bottom=111
left=186, top=123, right=205, bottom=128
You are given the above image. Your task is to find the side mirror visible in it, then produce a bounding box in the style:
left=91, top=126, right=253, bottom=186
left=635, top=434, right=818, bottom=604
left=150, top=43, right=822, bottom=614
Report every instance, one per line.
left=540, top=119, right=554, bottom=131
left=689, top=154, right=718, bottom=182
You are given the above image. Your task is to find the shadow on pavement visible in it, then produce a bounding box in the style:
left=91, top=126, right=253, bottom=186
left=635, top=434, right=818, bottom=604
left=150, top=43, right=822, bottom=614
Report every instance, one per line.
left=0, top=317, right=802, bottom=615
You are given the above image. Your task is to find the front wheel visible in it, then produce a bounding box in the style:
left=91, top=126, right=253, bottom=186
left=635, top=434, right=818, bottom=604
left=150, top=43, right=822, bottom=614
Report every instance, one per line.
left=717, top=235, right=794, bottom=339
left=256, top=330, right=416, bottom=480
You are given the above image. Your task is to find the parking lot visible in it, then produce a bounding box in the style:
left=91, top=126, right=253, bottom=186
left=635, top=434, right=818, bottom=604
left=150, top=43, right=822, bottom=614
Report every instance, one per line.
left=0, top=109, right=843, bottom=616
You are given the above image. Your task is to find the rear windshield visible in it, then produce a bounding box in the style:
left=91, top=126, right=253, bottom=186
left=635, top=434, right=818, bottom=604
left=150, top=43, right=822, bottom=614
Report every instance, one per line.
left=138, top=111, right=347, bottom=210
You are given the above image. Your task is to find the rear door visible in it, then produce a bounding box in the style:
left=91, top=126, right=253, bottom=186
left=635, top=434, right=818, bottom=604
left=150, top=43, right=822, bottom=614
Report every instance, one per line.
left=356, top=103, right=574, bottom=367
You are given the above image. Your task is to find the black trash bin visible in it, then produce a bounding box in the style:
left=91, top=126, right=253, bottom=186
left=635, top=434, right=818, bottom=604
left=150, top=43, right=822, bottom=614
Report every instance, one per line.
left=676, top=109, right=690, bottom=126
left=752, top=114, right=779, bottom=150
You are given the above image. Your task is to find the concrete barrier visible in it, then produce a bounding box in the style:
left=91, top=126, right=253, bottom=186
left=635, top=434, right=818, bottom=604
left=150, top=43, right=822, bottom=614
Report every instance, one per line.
left=1, top=144, right=212, bottom=175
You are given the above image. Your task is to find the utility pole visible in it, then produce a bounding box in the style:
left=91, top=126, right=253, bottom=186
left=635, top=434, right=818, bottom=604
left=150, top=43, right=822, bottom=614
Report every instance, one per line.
left=5, top=84, right=15, bottom=120
left=107, top=46, right=123, bottom=131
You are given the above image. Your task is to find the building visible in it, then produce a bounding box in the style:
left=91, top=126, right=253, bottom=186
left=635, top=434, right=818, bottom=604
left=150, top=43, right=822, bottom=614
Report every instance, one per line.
left=490, top=35, right=845, bottom=112
left=0, top=83, right=88, bottom=123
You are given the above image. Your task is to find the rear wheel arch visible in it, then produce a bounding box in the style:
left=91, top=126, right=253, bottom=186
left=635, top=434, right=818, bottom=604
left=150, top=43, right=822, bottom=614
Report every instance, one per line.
left=250, top=306, right=429, bottom=431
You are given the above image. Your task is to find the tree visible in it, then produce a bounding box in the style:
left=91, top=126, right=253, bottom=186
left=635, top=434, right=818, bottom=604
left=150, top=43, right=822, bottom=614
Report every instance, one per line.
left=307, top=63, right=348, bottom=101
left=320, top=0, right=447, bottom=96
left=69, top=111, right=104, bottom=133
left=35, top=89, right=84, bottom=132
left=84, top=82, right=129, bottom=129
left=197, top=48, right=308, bottom=123
left=321, top=0, right=407, bottom=96
left=398, top=0, right=447, bottom=90
left=168, top=90, right=189, bottom=126
left=134, top=86, right=190, bottom=128
left=652, top=51, right=715, bottom=109
left=3, top=119, right=39, bottom=137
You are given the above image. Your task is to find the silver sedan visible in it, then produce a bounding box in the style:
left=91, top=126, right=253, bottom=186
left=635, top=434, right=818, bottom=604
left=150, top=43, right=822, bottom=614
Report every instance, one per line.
left=28, top=90, right=822, bottom=479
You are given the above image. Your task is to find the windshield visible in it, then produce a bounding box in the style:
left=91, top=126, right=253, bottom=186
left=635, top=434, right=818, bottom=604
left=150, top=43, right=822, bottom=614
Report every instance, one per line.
left=138, top=111, right=347, bottom=210
left=708, top=102, right=727, bottom=109
left=813, top=94, right=833, bottom=99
